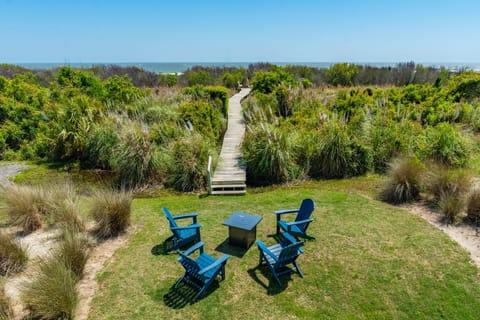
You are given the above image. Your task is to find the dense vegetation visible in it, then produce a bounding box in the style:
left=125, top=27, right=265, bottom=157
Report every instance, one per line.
left=0, top=62, right=479, bottom=191
left=0, top=66, right=228, bottom=190
left=242, top=69, right=480, bottom=185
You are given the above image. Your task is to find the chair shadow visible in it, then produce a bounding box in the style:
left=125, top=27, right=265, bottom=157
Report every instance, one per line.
left=162, top=281, right=220, bottom=308
left=247, top=264, right=289, bottom=295
left=152, top=236, right=201, bottom=256
left=214, top=239, right=247, bottom=258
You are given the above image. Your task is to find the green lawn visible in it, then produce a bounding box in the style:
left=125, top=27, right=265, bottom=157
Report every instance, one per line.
left=88, top=187, right=480, bottom=320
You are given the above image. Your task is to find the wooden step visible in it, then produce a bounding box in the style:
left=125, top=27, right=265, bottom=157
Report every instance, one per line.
left=211, top=184, right=246, bottom=189
left=211, top=190, right=246, bottom=196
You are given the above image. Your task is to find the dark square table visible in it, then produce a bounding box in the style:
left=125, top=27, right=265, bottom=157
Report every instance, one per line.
left=223, top=212, right=262, bottom=249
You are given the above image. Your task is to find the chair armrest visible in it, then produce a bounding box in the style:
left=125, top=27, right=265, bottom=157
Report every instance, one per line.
left=275, top=208, right=299, bottom=216
left=198, top=255, right=229, bottom=275
left=173, top=213, right=198, bottom=223
left=178, top=241, right=204, bottom=258
left=256, top=240, right=278, bottom=262
left=170, top=223, right=202, bottom=231
left=286, top=218, right=313, bottom=227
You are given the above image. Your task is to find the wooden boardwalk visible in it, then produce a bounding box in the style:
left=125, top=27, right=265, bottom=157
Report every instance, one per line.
left=210, top=88, right=250, bottom=195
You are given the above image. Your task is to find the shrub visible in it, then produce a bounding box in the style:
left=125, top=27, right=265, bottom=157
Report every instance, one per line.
left=438, top=192, right=465, bottom=224
left=166, top=133, right=212, bottom=191
left=90, top=189, right=132, bottom=238
left=55, top=230, right=89, bottom=278
left=178, top=100, right=225, bottom=144
left=111, top=123, right=161, bottom=189
left=0, top=280, right=13, bottom=320
left=380, top=157, right=424, bottom=204
left=466, top=189, right=480, bottom=223
left=204, top=86, right=229, bottom=116
left=21, top=258, right=77, bottom=320
left=242, top=123, right=300, bottom=185
left=425, top=167, right=472, bottom=203
left=0, top=231, right=28, bottom=276
left=420, top=122, right=471, bottom=167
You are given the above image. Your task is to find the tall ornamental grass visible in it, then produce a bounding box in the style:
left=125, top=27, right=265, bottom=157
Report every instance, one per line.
left=166, top=133, right=212, bottom=192
left=242, top=123, right=300, bottom=185
left=21, top=258, right=78, bottom=320
left=0, top=232, right=28, bottom=276
left=3, top=184, right=51, bottom=234
left=425, top=166, right=472, bottom=203
left=466, top=188, right=480, bottom=223
left=0, top=279, right=13, bottom=320
left=438, top=192, right=465, bottom=224
left=381, top=157, right=424, bottom=204
left=310, top=119, right=371, bottom=179
left=55, top=229, right=90, bottom=279
left=111, top=123, right=161, bottom=189
left=90, top=189, right=132, bottom=238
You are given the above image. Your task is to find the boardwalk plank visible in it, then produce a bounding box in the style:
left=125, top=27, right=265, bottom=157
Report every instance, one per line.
left=211, top=88, right=250, bottom=195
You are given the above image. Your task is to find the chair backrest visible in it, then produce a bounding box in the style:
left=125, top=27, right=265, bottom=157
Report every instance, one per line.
left=276, top=241, right=304, bottom=267
left=295, top=199, right=315, bottom=230
left=163, top=207, right=178, bottom=229
left=178, top=252, right=201, bottom=278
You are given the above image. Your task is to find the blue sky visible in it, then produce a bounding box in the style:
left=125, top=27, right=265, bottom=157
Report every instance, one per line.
left=1, top=0, right=479, bottom=63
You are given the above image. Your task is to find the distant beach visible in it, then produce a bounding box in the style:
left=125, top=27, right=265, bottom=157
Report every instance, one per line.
left=9, top=62, right=480, bottom=74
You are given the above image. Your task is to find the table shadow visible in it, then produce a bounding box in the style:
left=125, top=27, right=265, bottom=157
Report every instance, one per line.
left=214, top=238, right=248, bottom=258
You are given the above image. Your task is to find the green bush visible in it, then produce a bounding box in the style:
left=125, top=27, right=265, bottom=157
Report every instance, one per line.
left=179, top=100, right=225, bottom=144
left=111, top=123, right=161, bottom=189
left=90, top=189, right=132, bottom=238
left=0, top=280, right=13, bottom=320
left=380, top=157, right=424, bottom=204
left=242, top=123, right=299, bottom=185
left=0, top=231, right=28, bottom=276
left=204, top=86, right=229, bottom=116
left=251, top=71, right=282, bottom=94
left=466, top=189, right=480, bottom=223
left=56, top=229, right=89, bottom=278
left=21, top=258, right=78, bottom=320
left=420, top=122, right=471, bottom=167
left=166, top=133, right=212, bottom=191
left=325, top=63, right=359, bottom=86
left=103, top=75, right=142, bottom=104
left=438, top=192, right=465, bottom=224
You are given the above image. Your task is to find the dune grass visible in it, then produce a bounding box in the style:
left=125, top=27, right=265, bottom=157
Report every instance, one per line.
left=88, top=186, right=480, bottom=320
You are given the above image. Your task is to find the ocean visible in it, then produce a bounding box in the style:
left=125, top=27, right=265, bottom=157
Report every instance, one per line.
left=10, top=62, right=480, bottom=73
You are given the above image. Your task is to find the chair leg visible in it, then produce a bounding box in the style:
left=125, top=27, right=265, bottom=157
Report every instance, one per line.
left=174, top=274, right=186, bottom=288
left=220, top=265, right=226, bottom=280
left=293, top=261, right=304, bottom=278
left=271, top=268, right=282, bottom=286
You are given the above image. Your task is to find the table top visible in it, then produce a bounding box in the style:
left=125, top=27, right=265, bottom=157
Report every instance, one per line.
left=223, top=212, right=262, bottom=231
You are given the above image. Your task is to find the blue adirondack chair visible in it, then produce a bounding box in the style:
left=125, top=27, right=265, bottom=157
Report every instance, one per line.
left=175, top=241, right=230, bottom=301
left=256, top=232, right=304, bottom=286
left=276, top=198, right=315, bottom=240
left=163, top=207, right=202, bottom=253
